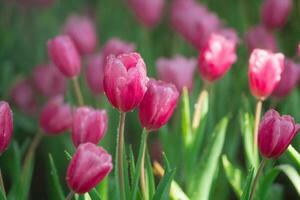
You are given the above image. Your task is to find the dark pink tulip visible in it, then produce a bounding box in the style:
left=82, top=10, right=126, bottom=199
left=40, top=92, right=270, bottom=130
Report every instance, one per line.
left=272, top=59, right=300, bottom=98
left=47, top=35, right=81, bottom=78
left=11, top=80, right=37, bottom=114
left=198, top=33, right=237, bottom=82
left=32, top=63, right=66, bottom=97
left=103, top=52, right=148, bottom=112
left=102, top=38, right=135, bottom=61
left=64, top=15, right=98, bottom=55
left=128, top=0, right=165, bottom=27
left=156, top=55, right=196, bottom=91
left=258, top=109, right=300, bottom=159
left=0, top=101, right=13, bottom=154
left=170, top=0, right=221, bottom=50
left=39, top=96, right=72, bottom=135
left=138, top=79, right=179, bottom=131
left=261, top=0, right=292, bottom=29
left=72, top=106, right=107, bottom=148
left=245, top=25, right=277, bottom=52
left=86, top=53, right=105, bottom=94
left=66, top=143, right=113, bottom=194
left=248, top=49, right=284, bottom=100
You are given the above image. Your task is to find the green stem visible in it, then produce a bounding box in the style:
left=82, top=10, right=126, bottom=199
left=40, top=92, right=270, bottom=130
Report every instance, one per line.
left=117, top=112, right=126, bottom=200
left=253, top=100, right=263, bottom=150
left=250, top=158, right=267, bottom=200
left=140, top=129, right=149, bottom=200
left=65, top=191, right=74, bottom=200
left=72, top=77, right=84, bottom=106
left=24, top=132, right=43, bottom=166
left=0, top=169, right=6, bottom=199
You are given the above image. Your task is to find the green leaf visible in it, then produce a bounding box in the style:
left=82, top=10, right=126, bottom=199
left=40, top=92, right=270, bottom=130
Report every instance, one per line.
left=222, top=155, right=244, bottom=197
left=48, top=154, right=65, bottom=200
left=128, top=146, right=136, bottom=187
left=123, top=146, right=131, bottom=200
left=241, top=167, right=255, bottom=200
left=286, top=145, right=300, bottom=171
left=153, top=168, right=176, bottom=200
left=89, top=188, right=102, bottom=200
left=181, top=87, right=192, bottom=145
left=145, top=152, right=155, bottom=198
left=189, top=117, right=228, bottom=200
left=64, top=150, right=72, bottom=160
left=130, top=129, right=147, bottom=200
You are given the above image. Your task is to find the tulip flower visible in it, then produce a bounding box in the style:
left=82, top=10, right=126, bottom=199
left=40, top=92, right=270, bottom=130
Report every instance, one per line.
left=64, top=15, right=98, bottom=55
left=272, top=59, right=300, bottom=98
left=218, top=28, right=240, bottom=46
left=170, top=0, right=221, bottom=50
left=102, top=38, right=135, bottom=61
left=86, top=53, right=105, bottom=94
left=39, top=96, right=72, bottom=135
left=138, top=79, right=179, bottom=131
left=0, top=101, right=13, bottom=154
left=198, top=33, right=237, bottom=82
left=261, top=0, right=292, bottom=30
left=66, top=143, right=113, bottom=194
left=156, top=55, right=196, bottom=92
left=11, top=80, right=37, bottom=114
left=245, top=25, right=277, bottom=52
left=32, top=63, right=66, bottom=97
left=72, top=106, right=107, bottom=148
left=127, top=0, right=165, bottom=27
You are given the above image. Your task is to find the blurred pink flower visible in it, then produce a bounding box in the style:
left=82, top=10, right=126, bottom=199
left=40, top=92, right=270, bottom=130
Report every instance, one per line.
left=102, top=38, right=135, bottom=61
left=64, top=15, right=98, bottom=55
left=170, top=0, right=221, bottom=50
left=156, top=55, right=196, bottom=91
left=245, top=25, right=277, bottom=52
left=0, top=101, right=13, bottom=155
left=127, top=0, right=165, bottom=27
left=218, top=28, right=240, bottom=46
left=86, top=53, right=105, bottom=94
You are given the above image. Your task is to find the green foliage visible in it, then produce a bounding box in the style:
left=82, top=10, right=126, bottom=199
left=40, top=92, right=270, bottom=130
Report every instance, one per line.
left=241, top=167, right=255, bottom=200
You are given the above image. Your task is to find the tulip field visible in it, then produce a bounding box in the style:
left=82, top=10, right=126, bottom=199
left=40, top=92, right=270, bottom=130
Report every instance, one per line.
left=1, top=0, right=300, bottom=199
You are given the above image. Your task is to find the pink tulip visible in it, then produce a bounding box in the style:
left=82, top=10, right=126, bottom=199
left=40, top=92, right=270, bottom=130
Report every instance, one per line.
left=248, top=49, right=284, bottom=100
left=47, top=35, right=81, bottom=78
left=72, top=106, right=107, bottom=148
left=0, top=101, right=13, bottom=154
left=218, top=28, right=240, bottom=46
left=156, top=55, right=196, bottom=91
left=170, top=0, right=221, bottom=50
left=258, top=109, right=300, bottom=158
left=261, top=0, right=292, bottom=29
left=66, top=143, right=113, bottom=193
left=103, top=52, right=148, bottom=112
left=245, top=25, right=277, bottom=52
left=102, top=38, right=135, bottom=61
left=32, top=63, right=66, bottom=97
left=11, top=80, right=37, bottom=114
left=39, top=96, right=72, bottom=135
left=86, top=53, right=105, bottom=94
left=198, top=33, right=237, bottom=82
left=272, top=59, right=300, bottom=98
left=138, top=79, right=179, bottom=131
left=127, top=0, right=165, bottom=27
left=64, top=15, right=98, bottom=55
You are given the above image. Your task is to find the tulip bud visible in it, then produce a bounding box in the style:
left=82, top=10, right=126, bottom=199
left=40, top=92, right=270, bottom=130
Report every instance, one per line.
left=127, top=0, right=165, bottom=27
left=198, top=33, right=237, bottom=82
left=170, top=0, right=221, bottom=50
left=47, top=35, right=81, bottom=78
left=245, top=25, right=277, bottom=52
left=261, top=0, right=292, bottom=29
left=258, top=109, right=300, bottom=159
left=156, top=55, right=196, bottom=91
left=40, top=96, right=72, bottom=135
left=138, top=79, right=179, bottom=131
left=103, top=52, right=148, bottom=112
left=11, top=80, right=37, bottom=114
left=64, top=15, right=98, bottom=55
left=72, top=106, right=107, bottom=148
left=0, top=101, right=13, bottom=154
left=102, top=38, right=135, bottom=61
left=272, top=59, right=300, bottom=98
left=85, top=53, right=105, bottom=94
left=32, top=63, right=66, bottom=97
left=248, top=49, right=284, bottom=100
left=66, top=143, right=113, bottom=194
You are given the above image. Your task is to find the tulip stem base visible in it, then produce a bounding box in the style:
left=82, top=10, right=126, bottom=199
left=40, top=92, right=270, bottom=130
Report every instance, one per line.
left=24, top=131, right=43, bottom=167
left=0, top=169, right=6, bottom=199
left=117, top=112, right=126, bottom=200
left=250, top=158, right=267, bottom=200
left=140, top=129, right=148, bottom=200
left=254, top=100, right=263, bottom=149
left=72, top=78, right=84, bottom=106
left=66, top=191, right=74, bottom=200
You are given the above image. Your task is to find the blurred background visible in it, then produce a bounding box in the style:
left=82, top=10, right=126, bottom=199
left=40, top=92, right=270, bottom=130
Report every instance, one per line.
left=0, top=0, right=300, bottom=199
